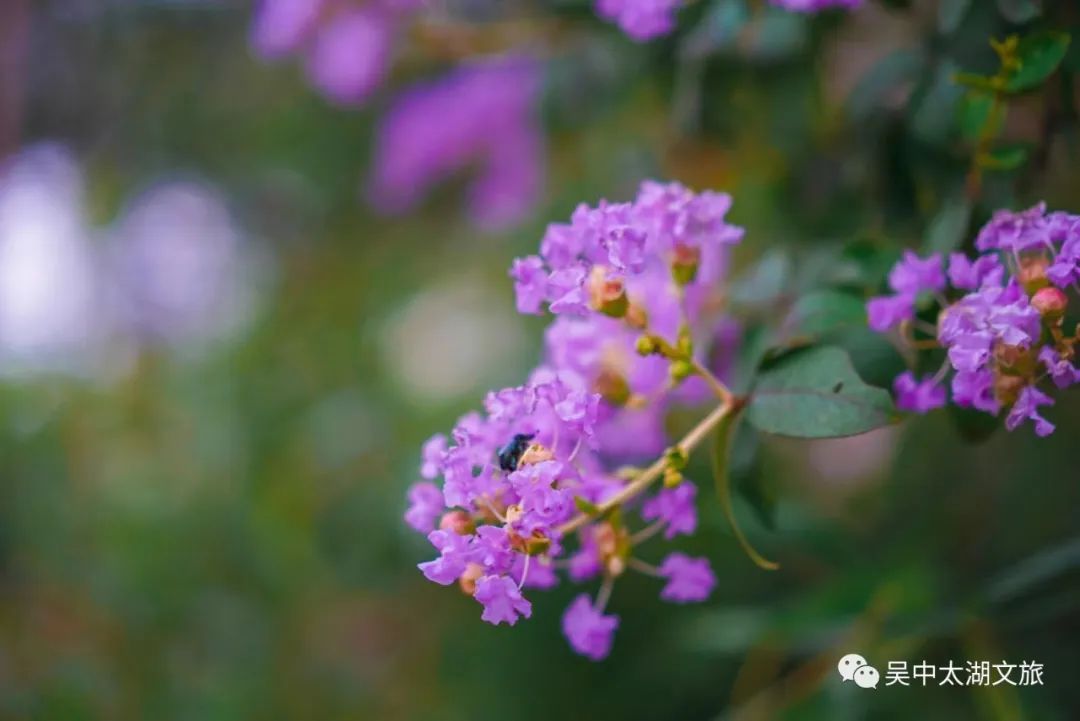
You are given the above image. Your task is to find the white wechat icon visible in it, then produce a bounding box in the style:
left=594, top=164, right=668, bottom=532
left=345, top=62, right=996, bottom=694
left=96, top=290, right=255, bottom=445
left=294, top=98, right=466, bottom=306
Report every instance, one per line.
left=838, top=653, right=879, bottom=689
left=838, top=653, right=867, bottom=682
left=854, top=664, right=880, bottom=689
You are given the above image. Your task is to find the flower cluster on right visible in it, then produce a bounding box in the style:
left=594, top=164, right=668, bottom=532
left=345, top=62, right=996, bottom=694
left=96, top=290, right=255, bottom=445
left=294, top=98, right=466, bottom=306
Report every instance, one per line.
left=867, top=204, right=1079, bottom=436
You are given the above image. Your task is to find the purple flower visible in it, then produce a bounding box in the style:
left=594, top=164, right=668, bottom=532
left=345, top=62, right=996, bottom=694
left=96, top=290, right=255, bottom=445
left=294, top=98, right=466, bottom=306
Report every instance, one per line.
left=508, top=460, right=574, bottom=538
left=769, top=0, right=863, bottom=11
left=866, top=293, right=915, bottom=332
left=888, top=251, right=945, bottom=295
left=1048, top=234, right=1080, bottom=288
left=893, top=372, right=946, bottom=414
left=1005, top=386, right=1055, bottom=436
left=975, top=204, right=1049, bottom=252
left=951, top=369, right=999, bottom=415
left=562, top=594, right=619, bottom=660
left=250, top=0, right=417, bottom=107
left=1039, top=346, right=1080, bottom=389
left=658, top=553, right=716, bottom=603
left=418, top=530, right=472, bottom=585
left=595, top=0, right=681, bottom=41
left=512, top=180, right=743, bottom=320
left=640, top=482, right=698, bottom=539
left=250, top=0, right=324, bottom=58
left=512, top=555, right=560, bottom=589
left=948, top=253, right=1003, bottom=291
left=511, top=256, right=548, bottom=315
left=369, top=56, right=544, bottom=231
left=420, top=434, right=447, bottom=479
left=472, top=526, right=516, bottom=575
left=304, top=8, right=392, bottom=106
left=474, top=575, right=532, bottom=626
left=404, top=482, right=445, bottom=533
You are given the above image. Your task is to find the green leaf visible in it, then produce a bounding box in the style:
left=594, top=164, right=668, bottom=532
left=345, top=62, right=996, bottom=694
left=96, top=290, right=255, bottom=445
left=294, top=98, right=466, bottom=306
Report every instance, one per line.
left=923, top=194, right=973, bottom=254
left=912, top=61, right=966, bottom=143
left=953, top=71, right=999, bottom=93
left=1004, top=32, right=1070, bottom=93
left=835, top=328, right=908, bottom=390
left=711, top=410, right=779, bottom=570
left=980, top=143, right=1030, bottom=170
left=783, top=290, right=867, bottom=340
left=957, top=91, right=1000, bottom=143
left=729, top=249, right=792, bottom=308
left=748, top=345, right=898, bottom=438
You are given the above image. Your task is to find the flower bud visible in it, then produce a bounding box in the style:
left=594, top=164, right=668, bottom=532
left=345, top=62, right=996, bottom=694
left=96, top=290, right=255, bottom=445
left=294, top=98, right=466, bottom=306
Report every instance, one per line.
left=1017, top=256, right=1050, bottom=293
left=664, top=446, right=688, bottom=470
left=1031, top=286, right=1068, bottom=321
left=662, top=466, right=683, bottom=488
left=671, top=244, right=701, bottom=286
left=669, top=359, right=693, bottom=383
left=605, top=556, right=626, bottom=577
left=458, top=563, right=484, bottom=595
left=594, top=367, right=632, bottom=406
left=635, top=334, right=658, bottom=356
left=439, top=510, right=475, bottom=535
left=587, top=265, right=629, bottom=318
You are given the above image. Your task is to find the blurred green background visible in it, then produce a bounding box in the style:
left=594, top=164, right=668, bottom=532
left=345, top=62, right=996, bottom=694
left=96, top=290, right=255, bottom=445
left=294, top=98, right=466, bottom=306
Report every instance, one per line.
left=1, top=1, right=1079, bottom=719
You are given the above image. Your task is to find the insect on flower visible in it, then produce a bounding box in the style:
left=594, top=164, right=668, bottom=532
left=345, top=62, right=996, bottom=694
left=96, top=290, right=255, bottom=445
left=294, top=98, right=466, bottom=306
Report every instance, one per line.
left=497, top=433, right=536, bottom=473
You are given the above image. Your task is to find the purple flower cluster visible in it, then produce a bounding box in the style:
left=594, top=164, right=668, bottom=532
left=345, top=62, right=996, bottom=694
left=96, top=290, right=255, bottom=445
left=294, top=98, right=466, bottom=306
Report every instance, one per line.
left=250, top=0, right=422, bottom=106
left=368, top=56, right=544, bottom=231
left=406, top=180, right=742, bottom=659
left=867, top=204, right=1080, bottom=436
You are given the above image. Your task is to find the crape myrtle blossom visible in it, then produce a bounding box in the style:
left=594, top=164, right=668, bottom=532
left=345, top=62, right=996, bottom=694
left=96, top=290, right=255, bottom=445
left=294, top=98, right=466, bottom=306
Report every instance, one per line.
left=407, top=180, right=741, bottom=660
left=867, top=203, right=1080, bottom=437
left=595, top=0, right=863, bottom=41
left=769, top=0, right=864, bottom=11
left=369, top=56, right=544, bottom=231
left=250, top=0, right=422, bottom=106
left=596, top=0, right=681, bottom=41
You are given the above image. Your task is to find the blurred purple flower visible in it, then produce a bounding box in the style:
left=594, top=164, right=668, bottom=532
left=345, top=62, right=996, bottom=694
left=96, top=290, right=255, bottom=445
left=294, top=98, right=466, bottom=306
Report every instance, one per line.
left=640, top=482, right=697, bottom=539
left=769, top=0, right=863, bottom=11
left=250, top=0, right=416, bottom=107
left=368, top=55, right=544, bottom=231
left=305, top=8, right=394, bottom=106
left=596, top=0, right=680, bottom=41
left=657, top=553, right=716, bottom=603
left=561, top=594, right=618, bottom=660
left=893, top=372, right=946, bottom=414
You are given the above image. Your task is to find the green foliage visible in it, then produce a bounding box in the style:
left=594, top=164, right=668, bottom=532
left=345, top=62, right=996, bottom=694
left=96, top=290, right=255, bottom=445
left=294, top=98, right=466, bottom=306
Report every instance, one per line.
left=747, top=346, right=898, bottom=439
left=1004, top=32, right=1071, bottom=93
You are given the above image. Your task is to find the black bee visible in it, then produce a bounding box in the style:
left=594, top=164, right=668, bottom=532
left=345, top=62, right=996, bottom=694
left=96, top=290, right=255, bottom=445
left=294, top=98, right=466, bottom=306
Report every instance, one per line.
left=497, top=433, right=536, bottom=473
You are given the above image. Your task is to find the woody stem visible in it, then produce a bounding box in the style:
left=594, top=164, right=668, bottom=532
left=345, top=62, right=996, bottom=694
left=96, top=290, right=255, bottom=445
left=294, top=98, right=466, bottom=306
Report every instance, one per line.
left=556, top=395, right=738, bottom=536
